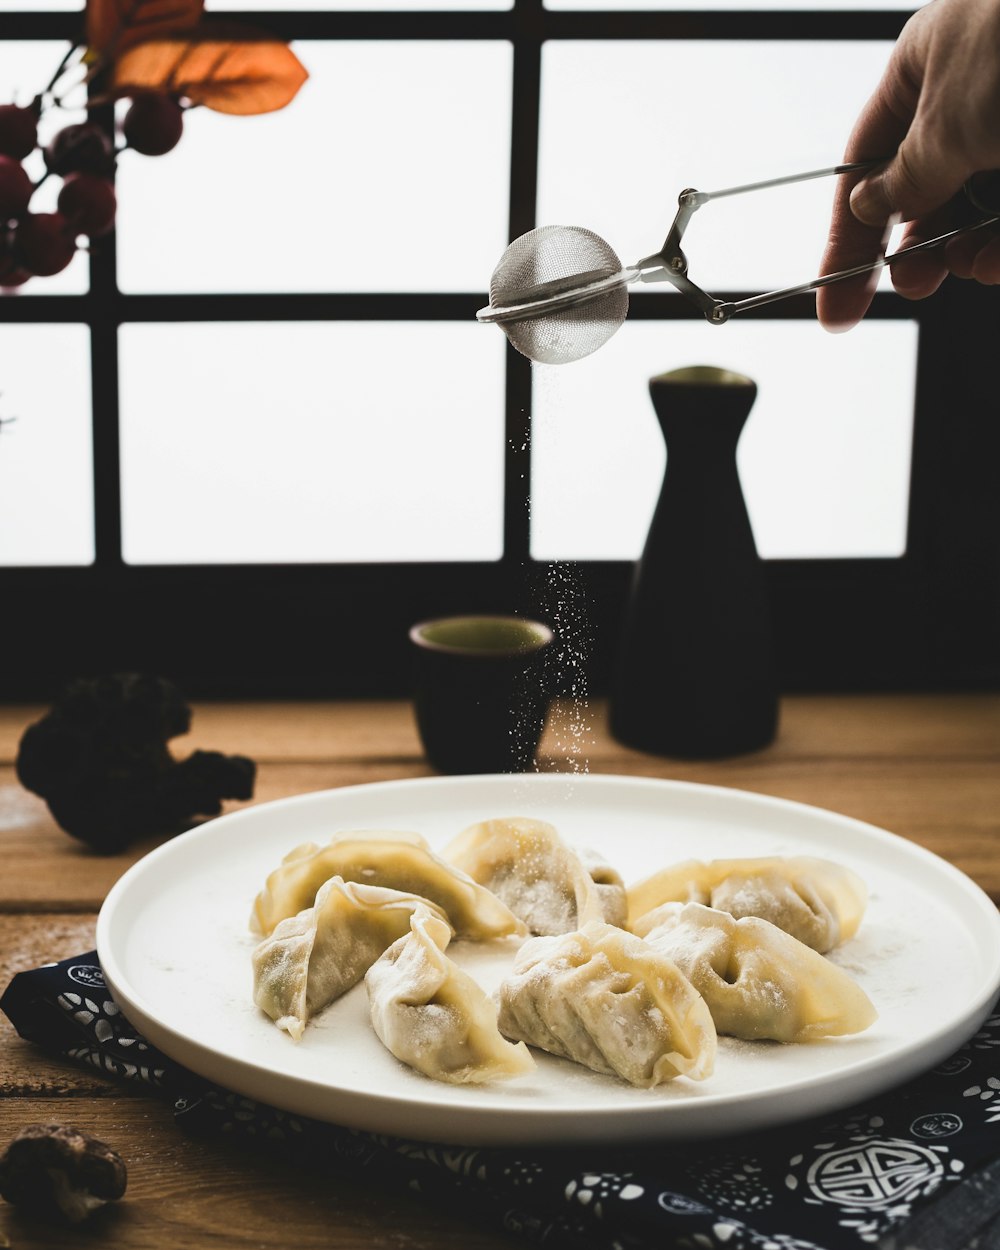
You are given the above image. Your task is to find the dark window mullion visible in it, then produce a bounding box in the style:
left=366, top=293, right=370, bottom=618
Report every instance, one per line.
left=156, top=11, right=910, bottom=42
left=0, top=14, right=80, bottom=39
left=89, top=313, right=122, bottom=569
left=503, top=1, right=543, bottom=564
left=101, top=293, right=484, bottom=321
left=88, top=103, right=123, bottom=569
left=541, top=10, right=910, bottom=40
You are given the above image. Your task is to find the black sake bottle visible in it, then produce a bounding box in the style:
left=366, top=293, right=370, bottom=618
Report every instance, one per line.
left=609, top=365, right=778, bottom=757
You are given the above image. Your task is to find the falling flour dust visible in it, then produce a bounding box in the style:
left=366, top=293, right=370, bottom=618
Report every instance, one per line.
left=518, top=385, right=597, bottom=779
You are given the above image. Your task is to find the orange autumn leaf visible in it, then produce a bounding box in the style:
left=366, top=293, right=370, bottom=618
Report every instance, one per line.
left=87, top=0, right=205, bottom=57
left=112, top=37, right=308, bottom=114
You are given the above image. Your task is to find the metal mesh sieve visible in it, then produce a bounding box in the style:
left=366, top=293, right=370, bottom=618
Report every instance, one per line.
left=487, top=225, right=630, bottom=365
left=480, top=159, right=1000, bottom=362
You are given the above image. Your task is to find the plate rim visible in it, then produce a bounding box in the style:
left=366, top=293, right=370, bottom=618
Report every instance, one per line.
left=96, top=773, right=1000, bottom=1145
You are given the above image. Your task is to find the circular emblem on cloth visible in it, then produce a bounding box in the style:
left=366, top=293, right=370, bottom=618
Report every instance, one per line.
left=67, top=964, right=105, bottom=988
left=935, top=1055, right=972, bottom=1076
left=805, top=1139, right=944, bottom=1209
left=910, top=1113, right=963, bottom=1140
left=656, top=1191, right=712, bottom=1216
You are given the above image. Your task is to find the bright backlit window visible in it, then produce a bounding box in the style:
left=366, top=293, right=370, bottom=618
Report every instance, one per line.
left=1, top=2, right=991, bottom=694
left=537, top=40, right=896, bottom=293
left=116, top=42, right=513, bottom=294
left=119, top=322, right=506, bottom=563
left=0, top=325, right=93, bottom=565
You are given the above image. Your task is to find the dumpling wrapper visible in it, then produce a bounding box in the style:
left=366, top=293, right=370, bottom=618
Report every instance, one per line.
left=627, top=855, right=867, bottom=953
left=252, top=876, right=450, bottom=1040
left=578, top=845, right=629, bottom=930
left=496, top=919, right=716, bottom=1087
left=250, top=829, right=525, bottom=940
left=366, top=910, right=535, bottom=1085
left=444, top=816, right=627, bottom=936
left=637, top=901, right=878, bottom=1043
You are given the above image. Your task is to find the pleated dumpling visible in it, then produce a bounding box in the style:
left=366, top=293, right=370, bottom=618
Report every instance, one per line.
left=252, top=876, right=450, bottom=1040
left=627, top=856, right=867, bottom=953
left=637, top=901, right=877, bottom=1043
left=578, top=846, right=629, bottom=930
left=365, top=909, right=535, bottom=1085
left=496, top=920, right=716, bottom=1087
left=444, top=816, right=627, bottom=936
left=250, top=829, right=525, bottom=940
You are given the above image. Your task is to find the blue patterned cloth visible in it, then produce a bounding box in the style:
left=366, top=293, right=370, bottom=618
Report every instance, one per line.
left=3, top=951, right=1000, bottom=1250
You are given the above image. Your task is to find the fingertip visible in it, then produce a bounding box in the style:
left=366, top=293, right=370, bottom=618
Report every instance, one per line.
left=892, top=282, right=943, bottom=301
left=970, top=236, right=1000, bottom=284
left=816, top=267, right=880, bottom=333
left=815, top=290, right=863, bottom=334
left=890, top=265, right=946, bottom=301
left=818, top=314, right=860, bottom=335
left=849, top=176, right=893, bottom=228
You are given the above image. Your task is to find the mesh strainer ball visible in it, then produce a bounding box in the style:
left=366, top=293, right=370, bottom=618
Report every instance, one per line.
left=487, top=225, right=630, bottom=365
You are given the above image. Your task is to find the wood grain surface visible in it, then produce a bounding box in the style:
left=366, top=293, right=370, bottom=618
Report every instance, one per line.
left=1, top=694, right=998, bottom=1247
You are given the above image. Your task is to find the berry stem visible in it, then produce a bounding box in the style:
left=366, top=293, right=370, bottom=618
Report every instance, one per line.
left=43, top=43, right=82, bottom=97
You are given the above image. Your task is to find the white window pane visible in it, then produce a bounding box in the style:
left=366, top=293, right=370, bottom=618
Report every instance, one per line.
left=0, top=42, right=88, bottom=294
left=0, top=325, right=94, bottom=565
left=546, top=0, right=924, bottom=8
left=208, top=0, right=511, bottom=8
left=539, top=41, right=895, bottom=294
left=530, top=319, right=916, bottom=561
left=119, top=322, right=506, bottom=563
left=116, top=41, right=512, bottom=294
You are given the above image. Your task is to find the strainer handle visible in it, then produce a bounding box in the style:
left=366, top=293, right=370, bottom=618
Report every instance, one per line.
left=685, top=159, right=882, bottom=207
left=639, top=157, right=1000, bottom=324
left=710, top=215, right=1000, bottom=322
left=634, top=159, right=886, bottom=314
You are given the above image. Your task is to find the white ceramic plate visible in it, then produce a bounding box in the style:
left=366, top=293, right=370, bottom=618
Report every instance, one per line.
left=96, top=774, right=1000, bottom=1147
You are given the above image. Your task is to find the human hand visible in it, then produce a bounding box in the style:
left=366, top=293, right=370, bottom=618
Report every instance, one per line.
left=817, top=0, right=1000, bottom=332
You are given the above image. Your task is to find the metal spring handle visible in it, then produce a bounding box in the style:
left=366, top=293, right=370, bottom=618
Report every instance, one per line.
left=636, top=160, right=1000, bottom=324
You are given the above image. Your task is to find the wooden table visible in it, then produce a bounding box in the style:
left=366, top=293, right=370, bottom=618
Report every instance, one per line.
left=0, top=694, right=998, bottom=1248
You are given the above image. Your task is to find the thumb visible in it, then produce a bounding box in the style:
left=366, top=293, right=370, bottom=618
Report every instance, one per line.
left=849, top=140, right=968, bottom=226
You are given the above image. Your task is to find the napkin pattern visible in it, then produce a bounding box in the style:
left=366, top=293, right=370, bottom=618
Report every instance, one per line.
left=3, top=951, right=1000, bottom=1250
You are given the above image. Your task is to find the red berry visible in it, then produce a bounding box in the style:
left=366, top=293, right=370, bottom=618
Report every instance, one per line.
left=0, top=266, right=32, bottom=288
left=14, top=212, right=76, bottom=276
left=0, top=155, right=32, bottom=218
left=58, top=173, right=117, bottom=237
left=0, top=102, right=39, bottom=160
left=0, top=231, right=30, bottom=287
left=44, top=123, right=114, bottom=177
left=122, top=94, right=184, bottom=156
left=0, top=240, right=16, bottom=276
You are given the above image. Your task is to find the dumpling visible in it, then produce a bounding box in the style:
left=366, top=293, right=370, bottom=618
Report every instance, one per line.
left=365, top=909, right=535, bottom=1084
left=496, top=919, right=716, bottom=1087
left=250, top=829, right=525, bottom=940
left=444, top=816, right=627, bottom=935
left=578, top=846, right=629, bottom=929
left=627, top=856, right=867, bottom=953
left=637, top=901, right=877, bottom=1043
left=252, top=876, right=450, bottom=1040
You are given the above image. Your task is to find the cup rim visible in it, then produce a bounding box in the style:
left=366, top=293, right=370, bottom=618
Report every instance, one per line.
left=651, top=364, right=755, bottom=388
left=409, top=614, right=554, bottom=657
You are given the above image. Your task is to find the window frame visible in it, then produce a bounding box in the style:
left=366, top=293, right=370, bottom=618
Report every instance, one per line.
left=1, top=3, right=998, bottom=700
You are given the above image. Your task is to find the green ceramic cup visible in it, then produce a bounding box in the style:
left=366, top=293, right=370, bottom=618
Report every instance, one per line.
left=409, top=615, right=553, bottom=774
